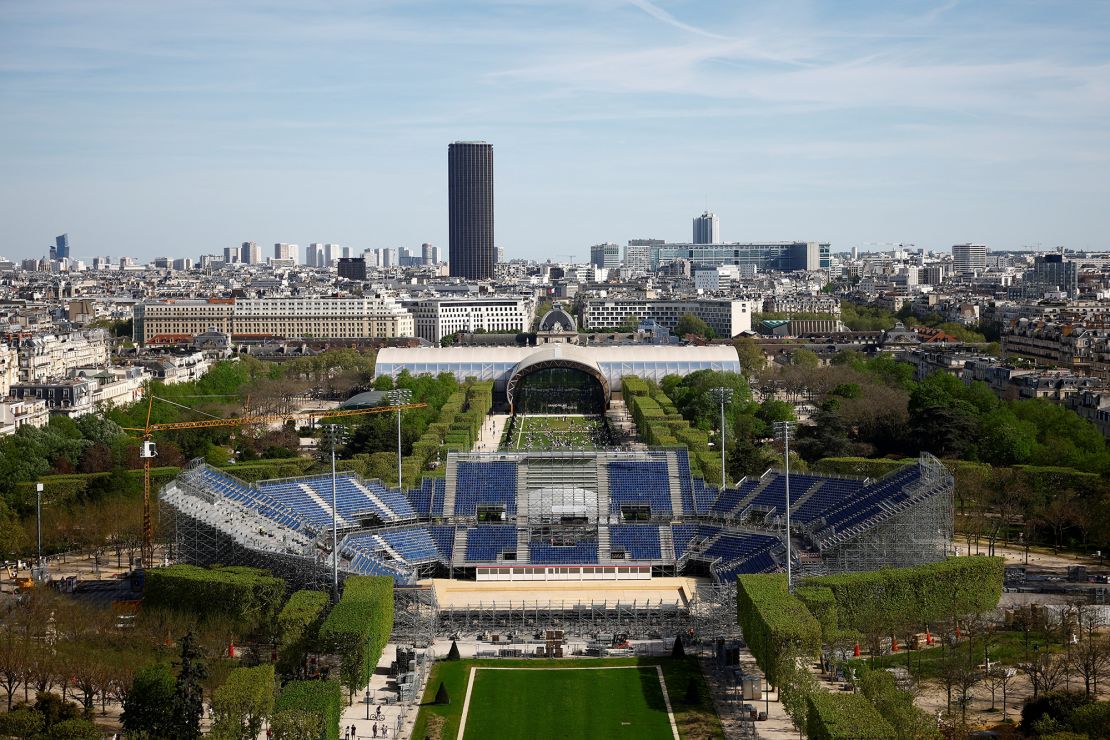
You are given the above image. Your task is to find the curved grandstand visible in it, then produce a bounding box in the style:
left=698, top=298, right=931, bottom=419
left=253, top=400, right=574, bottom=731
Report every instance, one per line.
left=161, top=449, right=953, bottom=588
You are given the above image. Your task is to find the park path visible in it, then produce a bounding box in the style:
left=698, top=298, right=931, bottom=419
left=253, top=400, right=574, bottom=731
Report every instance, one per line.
left=473, top=413, right=509, bottom=453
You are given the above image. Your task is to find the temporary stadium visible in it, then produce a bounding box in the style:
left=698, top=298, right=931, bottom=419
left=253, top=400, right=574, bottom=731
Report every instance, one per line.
left=159, top=447, right=953, bottom=641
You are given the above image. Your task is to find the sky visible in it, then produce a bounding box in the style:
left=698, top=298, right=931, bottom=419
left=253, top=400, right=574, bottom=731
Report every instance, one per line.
left=1, top=1, right=1108, bottom=263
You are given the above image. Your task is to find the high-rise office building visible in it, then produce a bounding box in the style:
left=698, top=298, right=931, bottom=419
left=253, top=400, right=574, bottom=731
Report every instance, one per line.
left=51, top=234, right=70, bottom=260
left=240, top=241, right=261, bottom=265
left=421, top=243, right=440, bottom=265
left=693, top=212, right=719, bottom=245
left=274, top=243, right=298, bottom=263
left=1028, top=254, right=1078, bottom=298
left=590, top=243, right=621, bottom=269
left=337, top=257, right=367, bottom=281
left=223, top=246, right=238, bottom=265
left=308, top=243, right=325, bottom=267
left=951, top=243, right=988, bottom=274
left=448, top=141, right=494, bottom=279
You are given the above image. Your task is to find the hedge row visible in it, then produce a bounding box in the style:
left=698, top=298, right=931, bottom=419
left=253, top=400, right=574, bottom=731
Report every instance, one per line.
left=404, top=381, right=493, bottom=489
left=801, top=557, right=1005, bottom=635
left=856, top=667, right=939, bottom=739
left=621, top=375, right=724, bottom=484
left=144, top=565, right=285, bottom=633
left=806, top=691, right=894, bottom=739
left=319, top=576, right=394, bottom=699
left=736, top=574, right=821, bottom=685
left=274, top=680, right=342, bottom=740
left=211, top=664, right=276, bottom=738
left=277, top=590, right=330, bottom=673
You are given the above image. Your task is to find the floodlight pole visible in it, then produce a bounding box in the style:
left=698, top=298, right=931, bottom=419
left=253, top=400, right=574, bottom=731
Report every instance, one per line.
left=709, top=387, right=734, bottom=491
left=774, top=421, right=796, bottom=593
left=323, top=424, right=342, bottom=599
left=390, top=389, right=413, bottom=491
left=36, top=482, right=44, bottom=567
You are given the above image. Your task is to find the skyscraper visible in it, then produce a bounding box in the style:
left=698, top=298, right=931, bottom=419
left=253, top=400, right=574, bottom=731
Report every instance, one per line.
left=692, top=212, right=719, bottom=245
left=448, top=141, right=494, bottom=279
left=274, top=243, right=298, bottom=263
left=240, top=241, right=261, bottom=265
left=590, top=243, right=620, bottom=269
left=951, top=243, right=987, bottom=274
left=51, top=233, right=70, bottom=260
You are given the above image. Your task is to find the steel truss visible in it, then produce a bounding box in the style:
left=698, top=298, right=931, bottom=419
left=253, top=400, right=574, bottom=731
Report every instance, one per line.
left=393, top=586, right=439, bottom=646
left=810, top=453, right=954, bottom=574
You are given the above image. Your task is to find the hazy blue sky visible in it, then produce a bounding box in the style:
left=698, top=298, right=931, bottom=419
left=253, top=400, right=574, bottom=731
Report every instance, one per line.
left=2, top=1, right=1108, bottom=262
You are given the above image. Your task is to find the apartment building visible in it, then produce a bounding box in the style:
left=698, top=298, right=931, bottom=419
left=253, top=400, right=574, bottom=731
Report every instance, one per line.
left=401, top=296, right=535, bottom=343
left=15, top=329, right=111, bottom=383
left=581, top=298, right=753, bottom=337
left=133, top=296, right=414, bottom=344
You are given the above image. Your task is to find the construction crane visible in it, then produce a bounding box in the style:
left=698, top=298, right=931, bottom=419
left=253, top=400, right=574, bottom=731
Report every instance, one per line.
left=124, top=395, right=428, bottom=568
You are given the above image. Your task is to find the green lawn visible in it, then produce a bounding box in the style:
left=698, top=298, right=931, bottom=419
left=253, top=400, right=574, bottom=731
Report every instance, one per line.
left=462, top=666, right=674, bottom=739
left=413, top=657, right=722, bottom=740
left=501, top=414, right=610, bottom=450
left=845, top=628, right=1063, bottom=680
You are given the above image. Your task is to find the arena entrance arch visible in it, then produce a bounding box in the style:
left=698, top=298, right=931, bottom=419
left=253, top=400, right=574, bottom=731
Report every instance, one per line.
left=506, top=346, right=610, bottom=414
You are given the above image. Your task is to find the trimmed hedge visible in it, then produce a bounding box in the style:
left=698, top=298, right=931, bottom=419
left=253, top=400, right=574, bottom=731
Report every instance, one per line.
left=794, top=585, right=839, bottom=640
left=802, top=557, right=1005, bottom=635
left=277, top=590, right=330, bottom=673
left=144, top=565, right=285, bottom=633
left=806, top=691, right=895, bottom=739
left=320, top=576, right=393, bottom=699
left=736, top=574, right=821, bottom=685
left=211, top=664, right=276, bottom=739
left=274, top=680, right=342, bottom=740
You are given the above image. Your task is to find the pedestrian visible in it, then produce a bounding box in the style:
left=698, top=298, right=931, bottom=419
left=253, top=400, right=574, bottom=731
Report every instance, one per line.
left=372, top=724, right=377, bottom=738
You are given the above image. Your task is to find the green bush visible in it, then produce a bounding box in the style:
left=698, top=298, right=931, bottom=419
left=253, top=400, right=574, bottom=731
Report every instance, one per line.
left=144, top=565, right=285, bottom=634
left=736, top=574, right=821, bottom=685
left=794, top=585, right=838, bottom=640
left=277, top=590, right=330, bottom=673
left=801, top=557, right=1005, bottom=635
left=319, top=576, right=393, bottom=700
left=806, top=691, right=895, bottom=739
left=274, top=681, right=342, bottom=740
left=211, top=664, right=276, bottom=739
left=856, top=666, right=939, bottom=739
left=621, top=376, right=651, bottom=397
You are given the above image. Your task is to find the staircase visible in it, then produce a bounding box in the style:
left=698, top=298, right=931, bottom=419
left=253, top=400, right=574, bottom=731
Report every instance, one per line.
left=664, top=451, right=685, bottom=514
left=451, top=527, right=468, bottom=564
left=516, top=467, right=529, bottom=523
left=728, top=476, right=771, bottom=518
left=658, top=525, right=676, bottom=561
left=516, top=529, right=530, bottom=563
left=597, top=525, right=612, bottom=562
left=790, top=480, right=823, bottom=514
left=443, top=464, right=457, bottom=516
left=595, top=458, right=611, bottom=522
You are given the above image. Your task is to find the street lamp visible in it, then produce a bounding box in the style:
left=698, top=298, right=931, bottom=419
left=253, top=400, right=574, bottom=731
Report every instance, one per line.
left=36, top=482, right=44, bottom=572
left=388, top=388, right=413, bottom=491
left=773, top=421, right=796, bottom=593
left=707, top=388, right=733, bottom=491
left=321, top=424, right=346, bottom=599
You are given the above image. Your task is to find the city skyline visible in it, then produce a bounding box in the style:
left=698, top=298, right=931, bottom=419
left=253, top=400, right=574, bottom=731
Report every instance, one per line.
left=2, top=1, right=1109, bottom=261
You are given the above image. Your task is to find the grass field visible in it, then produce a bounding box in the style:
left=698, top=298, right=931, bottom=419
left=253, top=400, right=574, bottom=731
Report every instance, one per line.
left=462, top=666, right=675, bottom=739
left=412, top=657, right=723, bottom=740
left=501, top=414, right=611, bottom=451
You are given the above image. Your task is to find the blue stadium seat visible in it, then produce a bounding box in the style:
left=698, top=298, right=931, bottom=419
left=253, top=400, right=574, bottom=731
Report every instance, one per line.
left=608, top=461, right=671, bottom=515
left=529, top=540, right=599, bottom=564
left=454, top=462, right=517, bottom=516
left=609, top=525, right=662, bottom=560
left=464, top=525, right=517, bottom=562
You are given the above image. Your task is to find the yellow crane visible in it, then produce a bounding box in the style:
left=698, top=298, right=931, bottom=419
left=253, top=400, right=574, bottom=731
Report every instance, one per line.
left=125, top=396, right=428, bottom=568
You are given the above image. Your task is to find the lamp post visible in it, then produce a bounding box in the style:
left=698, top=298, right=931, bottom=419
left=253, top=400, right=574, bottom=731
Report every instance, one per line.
left=388, top=388, right=413, bottom=491
left=36, top=482, right=44, bottom=569
left=773, top=421, right=796, bottom=593
left=321, top=424, right=346, bottom=599
left=708, top=388, right=734, bottom=491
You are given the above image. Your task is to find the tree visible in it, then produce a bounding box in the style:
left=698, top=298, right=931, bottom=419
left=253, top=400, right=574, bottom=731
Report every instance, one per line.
left=171, top=632, right=208, bottom=740
left=210, top=665, right=275, bottom=740
left=0, top=621, right=26, bottom=710
left=1039, top=491, right=1079, bottom=553
left=732, top=336, right=766, bottom=376
left=675, top=313, right=714, bottom=339
left=790, top=348, right=820, bottom=369
left=911, top=403, right=978, bottom=458
left=1021, top=651, right=1067, bottom=700
left=122, top=664, right=176, bottom=739
left=1068, top=606, right=1110, bottom=697
left=671, top=635, right=685, bottom=658
left=683, top=676, right=700, bottom=704
left=271, top=709, right=324, bottom=740
left=446, top=640, right=460, bottom=661
left=435, top=681, right=450, bottom=705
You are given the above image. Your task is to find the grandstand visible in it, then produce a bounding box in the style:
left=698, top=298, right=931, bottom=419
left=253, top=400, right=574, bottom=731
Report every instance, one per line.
left=161, top=449, right=952, bottom=593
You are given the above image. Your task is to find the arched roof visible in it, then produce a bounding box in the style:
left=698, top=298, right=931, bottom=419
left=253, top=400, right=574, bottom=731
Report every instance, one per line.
left=538, top=305, right=577, bottom=332
left=505, top=344, right=609, bottom=410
